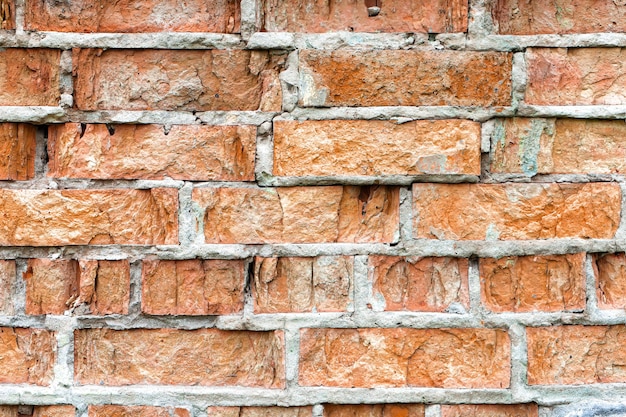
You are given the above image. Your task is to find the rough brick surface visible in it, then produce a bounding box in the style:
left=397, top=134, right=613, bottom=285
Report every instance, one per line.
left=324, top=405, right=425, bottom=417
left=594, top=253, right=626, bottom=310
left=48, top=124, right=256, bottom=181
left=24, top=259, right=78, bottom=315
left=207, top=407, right=312, bottom=417
left=193, top=186, right=399, bottom=244
left=142, top=259, right=245, bottom=315
left=368, top=256, right=469, bottom=312
left=253, top=256, right=353, bottom=313
left=273, top=120, right=481, bottom=177
left=299, top=328, right=510, bottom=388
left=299, top=50, right=512, bottom=107
left=89, top=406, right=189, bottom=417
left=0, top=328, right=55, bottom=385
left=73, top=49, right=284, bottom=111
left=413, top=183, right=621, bottom=240
left=0, top=405, right=76, bottom=417
left=441, top=404, right=538, bottom=417
left=0, top=0, right=14, bottom=29
left=0, top=260, right=16, bottom=315
left=0, top=49, right=60, bottom=106
left=0, top=124, right=36, bottom=180
left=74, top=329, right=285, bottom=387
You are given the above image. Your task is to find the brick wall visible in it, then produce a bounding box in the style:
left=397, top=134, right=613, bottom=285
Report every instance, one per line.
left=0, top=0, right=624, bottom=416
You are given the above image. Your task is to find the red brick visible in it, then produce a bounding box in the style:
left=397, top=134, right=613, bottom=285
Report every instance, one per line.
left=0, top=406, right=75, bottom=417
left=0, top=188, right=178, bottom=246
left=0, top=0, right=14, bottom=30
left=299, top=50, right=512, bottom=107
left=324, top=405, right=425, bottom=417
left=142, top=259, right=245, bottom=315
left=413, top=183, right=621, bottom=240
left=48, top=124, right=256, bottom=181
left=273, top=120, right=481, bottom=177
left=480, top=254, right=586, bottom=313
left=299, top=328, right=510, bottom=388
left=253, top=256, right=353, bottom=313
left=0, top=49, right=60, bottom=106
left=89, top=406, right=188, bottom=417
left=193, top=186, right=399, bottom=244
left=594, top=253, right=626, bottom=309
left=207, top=407, right=311, bottom=417
left=368, top=256, right=469, bottom=312
left=441, top=404, right=538, bottom=417
left=75, top=329, right=284, bottom=387
left=25, top=0, right=239, bottom=33
left=0, top=260, right=16, bottom=315
left=262, top=0, right=467, bottom=33
left=0, top=328, right=55, bottom=385
left=73, top=49, right=284, bottom=111
left=0, top=124, right=36, bottom=180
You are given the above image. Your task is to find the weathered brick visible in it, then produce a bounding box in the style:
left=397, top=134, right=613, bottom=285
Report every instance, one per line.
left=480, top=254, right=586, bottom=313
left=0, top=328, right=55, bottom=385
left=0, top=188, right=178, bottom=246
left=526, top=48, right=626, bottom=105
left=262, top=0, right=467, bottom=33
left=368, top=256, right=469, bottom=312
left=73, top=49, right=284, bottom=111
left=527, top=325, right=626, bottom=385
left=594, top=253, right=626, bottom=310
left=24, top=259, right=77, bottom=315
left=142, top=259, right=245, bottom=315
left=413, top=183, right=620, bottom=240
left=253, top=256, right=353, bottom=313
left=441, top=404, right=538, bottom=417
left=0, top=49, right=60, bottom=106
left=25, top=0, right=239, bottom=33
left=193, top=186, right=399, bottom=244
left=0, top=0, right=14, bottom=30
left=324, top=405, right=425, bottom=417
left=0, top=260, right=16, bottom=315
left=299, top=50, right=512, bottom=107
left=75, top=329, right=284, bottom=387
left=89, top=406, right=189, bottom=417
left=299, top=328, right=510, bottom=388
left=273, top=120, right=481, bottom=177
left=0, top=124, right=36, bottom=180
left=207, top=407, right=311, bottom=417
left=493, top=0, right=626, bottom=34
left=48, top=123, right=256, bottom=181
left=0, top=405, right=75, bottom=417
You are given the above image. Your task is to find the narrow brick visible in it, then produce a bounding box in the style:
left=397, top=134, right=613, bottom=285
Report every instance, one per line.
left=75, top=329, right=284, bottom=387
left=193, top=186, right=399, bottom=244
left=324, top=405, right=425, bottom=417
left=0, top=49, right=60, bottom=106
left=0, top=188, right=178, bottom=246
left=0, top=260, right=16, bottom=315
left=299, top=328, right=510, bottom=388
left=89, top=406, right=188, bottom=417
left=207, top=407, right=312, bottom=417
left=25, top=0, right=239, bottom=33
left=0, top=124, right=36, bottom=180
left=480, top=254, right=586, bottom=313
left=142, top=259, right=245, bottom=315
left=262, top=0, right=467, bottom=33
left=273, top=120, right=481, bottom=177
left=527, top=325, right=626, bottom=385
left=413, top=183, right=620, bottom=240
left=0, top=0, right=14, bottom=29
left=526, top=48, right=626, bottom=105
left=368, top=256, right=469, bottom=312
left=594, top=253, right=626, bottom=309
left=0, top=328, right=55, bottom=385
left=253, top=256, right=353, bottom=313
left=299, top=50, right=512, bottom=107
left=48, top=124, right=256, bottom=181
left=73, top=49, right=284, bottom=111
left=441, top=404, right=538, bottom=417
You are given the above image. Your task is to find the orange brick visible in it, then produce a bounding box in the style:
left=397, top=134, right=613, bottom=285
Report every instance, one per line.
left=594, top=253, right=626, bottom=309
left=0, top=327, right=55, bottom=385
left=0, top=260, right=16, bottom=315
left=369, top=256, right=469, bottom=312
left=480, top=254, right=586, bottom=313
left=324, top=405, right=425, bottom=417
left=89, top=406, right=188, bottom=417
left=193, top=186, right=399, bottom=244
left=142, top=259, right=245, bottom=315
left=0, top=405, right=75, bottom=417
left=0, top=124, right=36, bottom=180
left=299, top=328, right=510, bottom=388
left=207, top=407, right=311, bottom=417
left=75, top=329, right=284, bottom=387
left=299, top=50, right=512, bottom=107
left=0, top=188, right=178, bottom=246
left=0, top=0, right=14, bottom=30
left=441, top=404, right=538, bottom=417
left=253, top=256, right=353, bottom=313
left=73, top=49, right=283, bottom=111
left=273, top=120, right=481, bottom=177
left=413, top=183, right=620, bottom=240
left=0, top=49, right=60, bottom=106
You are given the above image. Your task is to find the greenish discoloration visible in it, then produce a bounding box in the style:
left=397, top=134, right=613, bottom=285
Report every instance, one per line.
left=518, top=119, right=549, bottom=176
left=555, top=1, right=575, bottom=30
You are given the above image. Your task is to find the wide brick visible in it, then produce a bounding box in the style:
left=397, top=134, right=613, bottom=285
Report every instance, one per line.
left=0, top=328, right=55, bottom=385
left=73, top=49, right=284, bottom=111
left=441, top=404, right=538, bottom=417
left=324, top=405, right=424, bottom=417
left=89, top=406, right=189, bottom=417
left=262, top=0, right=467, bottom=33
left=25, top=0, right=239, bottom=33
left=368, top=256, right=469, bottom=312
left=526, top=48, right=626, bottom=105
left=413, top=183, right=620, bottom=240
left=527, top=325, right=626, bottom=385
left=74, top=329, right=284, bottom=387
left=493, top=0, right=626, bottom=34
left=299, top=328, right=510, bottom=388
left=0, top=188, right=178, bottom=246
left=299, top=50, right=512, bottom=107
left=207, top=407, right=311, bottom=417
left=193, top=186, right=399, bottom=244
left=48, top=124, right=256, bottom=181
left=273, top=120, right=481, bottom=177
left=0, top=406, right=75, bottom=417
left=594, top=253, right=626, bottom=309
left=0, top=124, right=36, bottom=180
left=253, top=256, right=353, bottom=313
left=0, top=0, right=14, bottom=30
left=0, top=49, right=60, bottom=106
left=142, top=259, right=245, bottom=315
left=480, top=254, right=586, bottom=313
left=0, top=260, right=15, bottom=315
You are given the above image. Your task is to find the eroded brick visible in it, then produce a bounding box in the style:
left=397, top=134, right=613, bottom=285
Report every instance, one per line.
left=0, top=260, right=16, bottom=315
left=0, top=124, right=36, bottom=180
left=324, top=405, right=425, bottom=417
left=594, top=253, right=626, bottom=309
left=0, top=405, right=76, bottom=417
left=207, top=407, right=312, bottom=417
left=89, top=406, right=188, bottom=417
left=441, top=404, right=538, bottom=417
left=0, top=49, right=60, bottom=106
left=0, top=328, right=55, bottom=385
left=0, top=0, right=14, bottom=30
